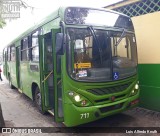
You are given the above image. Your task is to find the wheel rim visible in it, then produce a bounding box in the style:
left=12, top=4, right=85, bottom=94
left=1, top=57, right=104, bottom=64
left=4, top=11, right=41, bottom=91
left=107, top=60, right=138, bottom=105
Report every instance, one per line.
left=36, top=92, right=41, bottom=108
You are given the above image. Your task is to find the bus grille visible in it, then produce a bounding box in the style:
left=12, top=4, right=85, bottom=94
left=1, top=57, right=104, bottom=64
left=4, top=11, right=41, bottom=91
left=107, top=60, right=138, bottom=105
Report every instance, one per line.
left=86, top=83, right=131, bottom=95
left=99, top=103, right=124, bottom=113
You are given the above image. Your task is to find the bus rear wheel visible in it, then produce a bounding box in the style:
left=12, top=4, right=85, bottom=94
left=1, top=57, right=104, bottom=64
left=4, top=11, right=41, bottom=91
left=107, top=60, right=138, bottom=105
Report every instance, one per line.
left=34, top=87, right=46, bottom=114
left=9, top=75, right=14, bottom=89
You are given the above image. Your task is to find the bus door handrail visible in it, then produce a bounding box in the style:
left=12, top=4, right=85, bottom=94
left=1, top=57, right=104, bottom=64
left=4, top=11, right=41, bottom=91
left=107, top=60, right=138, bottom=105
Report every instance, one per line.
left=42, top=70, right=53, bottom=83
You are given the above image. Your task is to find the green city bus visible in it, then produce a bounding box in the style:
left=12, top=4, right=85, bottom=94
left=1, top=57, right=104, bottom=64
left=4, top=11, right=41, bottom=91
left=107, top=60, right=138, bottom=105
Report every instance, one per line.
left=3, top=6, right=139, bottom=126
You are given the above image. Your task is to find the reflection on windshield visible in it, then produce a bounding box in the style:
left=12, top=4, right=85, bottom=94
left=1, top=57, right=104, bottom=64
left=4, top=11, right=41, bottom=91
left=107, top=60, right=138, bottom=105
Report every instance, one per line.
left=65, top=7, right=134, bottom=30
left=67, top=28, right=137, bottom=82
left=88, top=26, right=103, bottom=65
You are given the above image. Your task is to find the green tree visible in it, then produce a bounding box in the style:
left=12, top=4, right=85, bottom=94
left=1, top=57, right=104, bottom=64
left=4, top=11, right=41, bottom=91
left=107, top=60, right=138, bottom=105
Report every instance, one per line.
left=0, top=0, right=6, bottom=28
left=0, top=18, right=6, bottom=28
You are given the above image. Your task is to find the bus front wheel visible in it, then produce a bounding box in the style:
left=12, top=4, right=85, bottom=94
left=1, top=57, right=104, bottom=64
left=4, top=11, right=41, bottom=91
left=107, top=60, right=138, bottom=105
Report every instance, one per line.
left=34, top=87, right=45, bottom=114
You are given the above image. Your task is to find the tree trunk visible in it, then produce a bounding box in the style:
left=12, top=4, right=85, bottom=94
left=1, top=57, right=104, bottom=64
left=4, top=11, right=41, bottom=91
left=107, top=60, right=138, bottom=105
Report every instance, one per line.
left=0, top=103, right=5, bottom=127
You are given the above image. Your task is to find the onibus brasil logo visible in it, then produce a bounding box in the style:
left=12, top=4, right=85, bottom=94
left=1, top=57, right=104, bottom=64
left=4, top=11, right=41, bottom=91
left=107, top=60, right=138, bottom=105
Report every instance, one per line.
left=0, top=0, right=20, bottom=19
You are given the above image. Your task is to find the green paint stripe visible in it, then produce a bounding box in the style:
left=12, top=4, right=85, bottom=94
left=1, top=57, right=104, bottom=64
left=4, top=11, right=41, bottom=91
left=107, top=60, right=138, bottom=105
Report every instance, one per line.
left=141, top=85, right=160, bottom=89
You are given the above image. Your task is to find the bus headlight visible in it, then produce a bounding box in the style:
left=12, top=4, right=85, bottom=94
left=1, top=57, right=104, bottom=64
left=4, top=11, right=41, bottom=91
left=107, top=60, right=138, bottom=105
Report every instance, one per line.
left=135, top=84, right=139, bottom=90
left=130, top=82, right=139, bottom=96
left=74, top=95, right=80, bottom=102
left=68, top=91, right=92, bottom=106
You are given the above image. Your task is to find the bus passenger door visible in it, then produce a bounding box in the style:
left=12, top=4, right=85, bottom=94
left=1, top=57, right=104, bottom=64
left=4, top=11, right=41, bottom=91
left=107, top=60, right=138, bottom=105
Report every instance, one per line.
left=39, top=30, right=64, bottom=123
left=39, top=32, right=53, bottom=110
left=16, top=47, right=21, bottom=88
left=4, top=52, right=8, bottom=77
left=51, top=29, right=64, bottom=123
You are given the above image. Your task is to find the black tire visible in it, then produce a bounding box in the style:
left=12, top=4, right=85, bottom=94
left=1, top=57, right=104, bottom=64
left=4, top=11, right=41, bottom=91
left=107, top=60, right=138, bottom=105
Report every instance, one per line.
left=9, top=75, right=14, bottom=89
left=34, top=87, right=46, bottom=114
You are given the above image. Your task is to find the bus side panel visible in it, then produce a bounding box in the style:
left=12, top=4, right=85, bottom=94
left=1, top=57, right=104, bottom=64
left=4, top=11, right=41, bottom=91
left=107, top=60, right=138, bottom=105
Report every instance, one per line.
left=28, top=62, right=41, bottom=99
left=10, top=61, right=18, bottom=88
left=20, top=62, right=40, bottom=99
left=138, top=64, right=160, bottom=112
left=20, top=62, right=32, bottom=98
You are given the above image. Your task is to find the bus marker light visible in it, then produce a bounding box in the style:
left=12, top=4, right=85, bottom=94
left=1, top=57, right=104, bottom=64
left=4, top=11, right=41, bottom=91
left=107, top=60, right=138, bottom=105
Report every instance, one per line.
left=131, top=90, right=135, bottom=94
left=81, top=100, right=87, bottom=106
left=68, top=92, right=74, bottom=96
left=130, top=99, right=139, bottom=105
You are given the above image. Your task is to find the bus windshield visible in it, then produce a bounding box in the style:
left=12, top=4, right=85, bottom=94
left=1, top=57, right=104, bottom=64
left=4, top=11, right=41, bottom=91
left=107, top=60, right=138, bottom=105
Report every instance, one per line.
left=65, top=7, right=134, bottom=30
left=67, top=28, right=137, bottom=82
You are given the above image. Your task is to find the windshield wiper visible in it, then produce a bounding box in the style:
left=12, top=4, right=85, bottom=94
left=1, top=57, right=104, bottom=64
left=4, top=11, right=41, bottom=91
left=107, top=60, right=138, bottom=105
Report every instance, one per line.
left=115, top=29, right=126, bottom=46
left=88, top=26, right=103, bottom=64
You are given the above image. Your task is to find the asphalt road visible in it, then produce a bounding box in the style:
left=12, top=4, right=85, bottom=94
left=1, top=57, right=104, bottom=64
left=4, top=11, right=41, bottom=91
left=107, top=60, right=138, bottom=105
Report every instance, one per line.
left=0, top=76, right=160, bottom=136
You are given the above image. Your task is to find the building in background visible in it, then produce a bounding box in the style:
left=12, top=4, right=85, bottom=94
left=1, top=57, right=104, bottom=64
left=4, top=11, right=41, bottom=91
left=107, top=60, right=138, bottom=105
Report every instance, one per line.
left=105, top=0, right=160, bottom=112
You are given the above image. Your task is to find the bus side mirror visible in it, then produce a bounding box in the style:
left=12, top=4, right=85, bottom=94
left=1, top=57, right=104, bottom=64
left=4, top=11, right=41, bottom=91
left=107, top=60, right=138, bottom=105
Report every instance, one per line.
left=56, top=33, right=65, bottom=55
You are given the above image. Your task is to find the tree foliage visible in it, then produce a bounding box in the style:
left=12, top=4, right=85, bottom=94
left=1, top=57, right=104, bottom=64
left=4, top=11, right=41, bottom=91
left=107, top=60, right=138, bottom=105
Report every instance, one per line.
left=0, top=19, right=6, bottom=28
left=0, top=0, right=35, bottom=28
left=0, top=0, right=6, bottom=28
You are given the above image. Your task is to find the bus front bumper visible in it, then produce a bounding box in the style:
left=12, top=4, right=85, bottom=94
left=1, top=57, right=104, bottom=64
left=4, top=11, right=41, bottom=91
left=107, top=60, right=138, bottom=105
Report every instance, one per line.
left=63, top=93, right=139, bottom=127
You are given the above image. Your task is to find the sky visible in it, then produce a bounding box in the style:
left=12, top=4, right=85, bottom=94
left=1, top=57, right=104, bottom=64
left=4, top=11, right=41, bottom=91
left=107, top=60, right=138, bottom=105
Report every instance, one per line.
left=0, top=0, right=122, bottom=52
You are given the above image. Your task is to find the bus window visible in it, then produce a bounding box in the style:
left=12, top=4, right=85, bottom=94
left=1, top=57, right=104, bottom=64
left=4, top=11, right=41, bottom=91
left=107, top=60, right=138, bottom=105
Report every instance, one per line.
left=3, top=48, right=7, bottom=61
left=10, top=45, right=15, bottom=61
left=31, top=30, right=40, bottom=62
left=31, top=30, right=39, bottom=62
left=21, top=37, right=28, bottom=61
left=115, top=37, right=131, bottom=59
left=67, top=28, right=137, bottom=81
left=74, top=39, right=91, bottom=63
left=7, top=47, right=10, bottom=61
left=45, top=33, right=53, bottom=71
